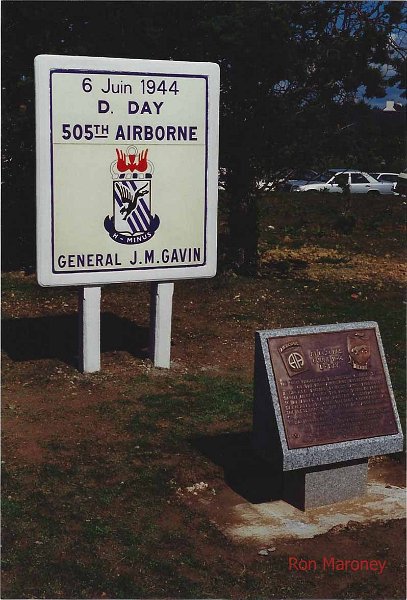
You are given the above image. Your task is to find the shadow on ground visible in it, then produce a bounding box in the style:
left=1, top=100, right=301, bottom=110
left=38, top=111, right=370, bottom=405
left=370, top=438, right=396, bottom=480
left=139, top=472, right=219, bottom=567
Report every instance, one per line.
left=192, top=432, right=283, bottom=504
left=2, top=312, right=149, bottom=366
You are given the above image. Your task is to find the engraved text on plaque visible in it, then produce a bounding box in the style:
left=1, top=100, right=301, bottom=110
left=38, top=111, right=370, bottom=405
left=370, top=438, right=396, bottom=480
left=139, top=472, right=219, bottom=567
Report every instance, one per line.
left=268, top=328, right=398, bottom=449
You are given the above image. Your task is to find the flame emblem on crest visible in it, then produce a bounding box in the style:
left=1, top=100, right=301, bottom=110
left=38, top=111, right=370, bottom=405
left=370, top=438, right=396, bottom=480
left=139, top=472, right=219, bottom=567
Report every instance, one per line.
left=115, top=148, right=149, bottom=173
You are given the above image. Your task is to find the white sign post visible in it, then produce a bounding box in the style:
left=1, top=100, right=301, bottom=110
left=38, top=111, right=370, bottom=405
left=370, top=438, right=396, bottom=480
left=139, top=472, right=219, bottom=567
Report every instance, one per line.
left=35, top=55, right=219, bottom=371
left=78, top=286, right=101, bottom=373
left=149, top=282, right=174, bottom=369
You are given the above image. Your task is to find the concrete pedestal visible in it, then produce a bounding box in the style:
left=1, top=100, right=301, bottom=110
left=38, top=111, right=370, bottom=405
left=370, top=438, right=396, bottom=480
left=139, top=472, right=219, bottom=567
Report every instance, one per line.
left=283, top=458, right=368, bottom=511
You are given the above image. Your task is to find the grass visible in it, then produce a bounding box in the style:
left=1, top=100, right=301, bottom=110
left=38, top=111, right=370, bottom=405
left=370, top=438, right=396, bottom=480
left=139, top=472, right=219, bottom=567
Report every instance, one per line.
left=83, top=518, right=112, bottom=542
left=2, top=497, right=23, bottom=519
left=3, top=374, right=251, bottom=595
left=2, top=192, right=406, bottom=599
left=139, top=374, right=252, bottom=423
left=259, top=192, right=405, bottom=256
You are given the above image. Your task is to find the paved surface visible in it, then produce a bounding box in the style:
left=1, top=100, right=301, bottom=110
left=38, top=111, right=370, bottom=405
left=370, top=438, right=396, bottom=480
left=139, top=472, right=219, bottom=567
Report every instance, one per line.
left=194, top=459, right=406, bottom=544
left=221, top=481, right=405, bottom=543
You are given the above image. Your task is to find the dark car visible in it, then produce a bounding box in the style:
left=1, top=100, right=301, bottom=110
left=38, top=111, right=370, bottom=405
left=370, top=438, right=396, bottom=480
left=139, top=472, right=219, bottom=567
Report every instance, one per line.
left=280, top=169, right=319, bottom=192
left=393, top=170, right=407, bottom=197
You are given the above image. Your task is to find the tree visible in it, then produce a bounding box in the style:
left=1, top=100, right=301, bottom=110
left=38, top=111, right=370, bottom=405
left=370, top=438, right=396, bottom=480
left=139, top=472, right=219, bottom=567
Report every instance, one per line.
left=2, top=1, right=406, bottom=272
left=204, top=1, right=406, bottom=273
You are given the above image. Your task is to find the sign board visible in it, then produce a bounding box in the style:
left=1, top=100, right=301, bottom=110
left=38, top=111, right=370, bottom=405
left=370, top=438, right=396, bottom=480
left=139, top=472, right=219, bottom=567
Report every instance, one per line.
left=35, top=55, right=220, bottom=286
left=254, top=322, right=403, bottom=470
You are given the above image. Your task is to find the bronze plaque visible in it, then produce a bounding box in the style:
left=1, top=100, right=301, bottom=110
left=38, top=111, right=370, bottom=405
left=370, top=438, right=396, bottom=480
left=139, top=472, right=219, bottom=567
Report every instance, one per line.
left=268, top=328, right=398, bottom=449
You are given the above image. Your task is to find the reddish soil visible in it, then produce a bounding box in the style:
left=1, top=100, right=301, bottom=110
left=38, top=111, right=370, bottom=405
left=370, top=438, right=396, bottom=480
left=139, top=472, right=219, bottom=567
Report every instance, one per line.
left=2, top=194, right=406, bottom=599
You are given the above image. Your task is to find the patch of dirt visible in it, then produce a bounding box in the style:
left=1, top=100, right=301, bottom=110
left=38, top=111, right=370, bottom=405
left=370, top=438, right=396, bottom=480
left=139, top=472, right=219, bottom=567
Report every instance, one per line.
left=2, top=195, right=406, bottom=599
left=261, top=245, right=406, bottom=284
left=369, top=455, right=406, bottom=488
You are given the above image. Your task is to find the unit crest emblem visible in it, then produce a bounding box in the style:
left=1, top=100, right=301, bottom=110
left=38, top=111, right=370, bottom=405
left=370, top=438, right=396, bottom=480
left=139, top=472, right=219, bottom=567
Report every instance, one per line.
left=347, top=332, right=371, bottom=370
left=279, top=340, right=309, bottom=377
left=104, top=147, right=160, bottom=244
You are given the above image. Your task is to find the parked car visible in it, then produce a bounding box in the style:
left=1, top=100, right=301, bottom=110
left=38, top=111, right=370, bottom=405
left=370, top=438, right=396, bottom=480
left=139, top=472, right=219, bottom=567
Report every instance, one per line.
left=369, top=172, right=399, bottom=184
left=293, top=171, right=394, bottom=195
left=290, top=168, right=349, bottom=190
left=393, top=169, right=407, bottom=197
left=279, top=169, right=319, bottom=192
left=312, top=168, right=349, bottom=181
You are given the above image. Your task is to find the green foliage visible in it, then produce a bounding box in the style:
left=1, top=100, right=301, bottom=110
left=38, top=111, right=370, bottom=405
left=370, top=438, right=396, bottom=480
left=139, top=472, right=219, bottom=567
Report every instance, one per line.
left=2, top=2, right=406, bottom=271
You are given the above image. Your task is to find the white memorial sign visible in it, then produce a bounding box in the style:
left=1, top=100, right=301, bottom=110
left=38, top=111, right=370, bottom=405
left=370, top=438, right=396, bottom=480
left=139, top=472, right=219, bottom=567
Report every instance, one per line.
left=35, top=55, right=220, bottom=286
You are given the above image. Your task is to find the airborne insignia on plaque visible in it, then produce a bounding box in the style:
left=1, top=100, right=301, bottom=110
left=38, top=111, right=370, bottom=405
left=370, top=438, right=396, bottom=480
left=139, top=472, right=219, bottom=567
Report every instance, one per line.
left=104, top=147, right=160, bottom=245
left=347, top=332, right=371, bottom=370
left=279, top=340, right=309, bottom=377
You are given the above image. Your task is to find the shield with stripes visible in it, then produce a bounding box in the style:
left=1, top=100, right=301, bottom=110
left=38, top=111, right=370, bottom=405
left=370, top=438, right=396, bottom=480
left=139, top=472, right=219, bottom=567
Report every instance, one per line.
left=113, top=178, right=153, bottom=235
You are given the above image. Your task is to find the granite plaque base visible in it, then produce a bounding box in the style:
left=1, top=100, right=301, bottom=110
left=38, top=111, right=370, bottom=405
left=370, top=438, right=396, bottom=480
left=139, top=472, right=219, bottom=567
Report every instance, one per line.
left=283, top=458, right=368, bottom=511
left=253, top=322, right=403, bottom=511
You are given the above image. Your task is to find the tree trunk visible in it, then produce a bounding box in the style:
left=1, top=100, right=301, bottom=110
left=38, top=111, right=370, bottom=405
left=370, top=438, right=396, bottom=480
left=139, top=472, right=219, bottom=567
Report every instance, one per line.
left=226, top=166, right=259, bottom=276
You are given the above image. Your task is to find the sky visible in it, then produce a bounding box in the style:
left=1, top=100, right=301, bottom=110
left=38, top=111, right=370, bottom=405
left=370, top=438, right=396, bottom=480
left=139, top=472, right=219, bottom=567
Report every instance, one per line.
left=366, top=86, right=405, bottom=109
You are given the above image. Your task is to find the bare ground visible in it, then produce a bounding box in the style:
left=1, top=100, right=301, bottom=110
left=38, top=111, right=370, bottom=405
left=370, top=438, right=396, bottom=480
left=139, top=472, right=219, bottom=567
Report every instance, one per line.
left=2, top=194, right=406, bottom=599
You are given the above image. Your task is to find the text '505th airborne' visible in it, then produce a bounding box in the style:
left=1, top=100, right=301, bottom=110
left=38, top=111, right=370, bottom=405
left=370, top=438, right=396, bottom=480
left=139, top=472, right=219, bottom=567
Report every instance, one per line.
left=60, top=76, right=200, bottom=142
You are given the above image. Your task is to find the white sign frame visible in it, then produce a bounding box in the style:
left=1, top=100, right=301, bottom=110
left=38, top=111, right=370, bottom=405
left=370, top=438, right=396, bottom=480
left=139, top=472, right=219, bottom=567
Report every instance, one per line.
left=35, top=54, right=220, bottom=287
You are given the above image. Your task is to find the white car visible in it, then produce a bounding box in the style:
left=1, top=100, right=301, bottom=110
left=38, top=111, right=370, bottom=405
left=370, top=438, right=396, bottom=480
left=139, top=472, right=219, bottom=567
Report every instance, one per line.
left=293, top=171, right=394, bottom=195
left=369, top=172, right=399, bottom=184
